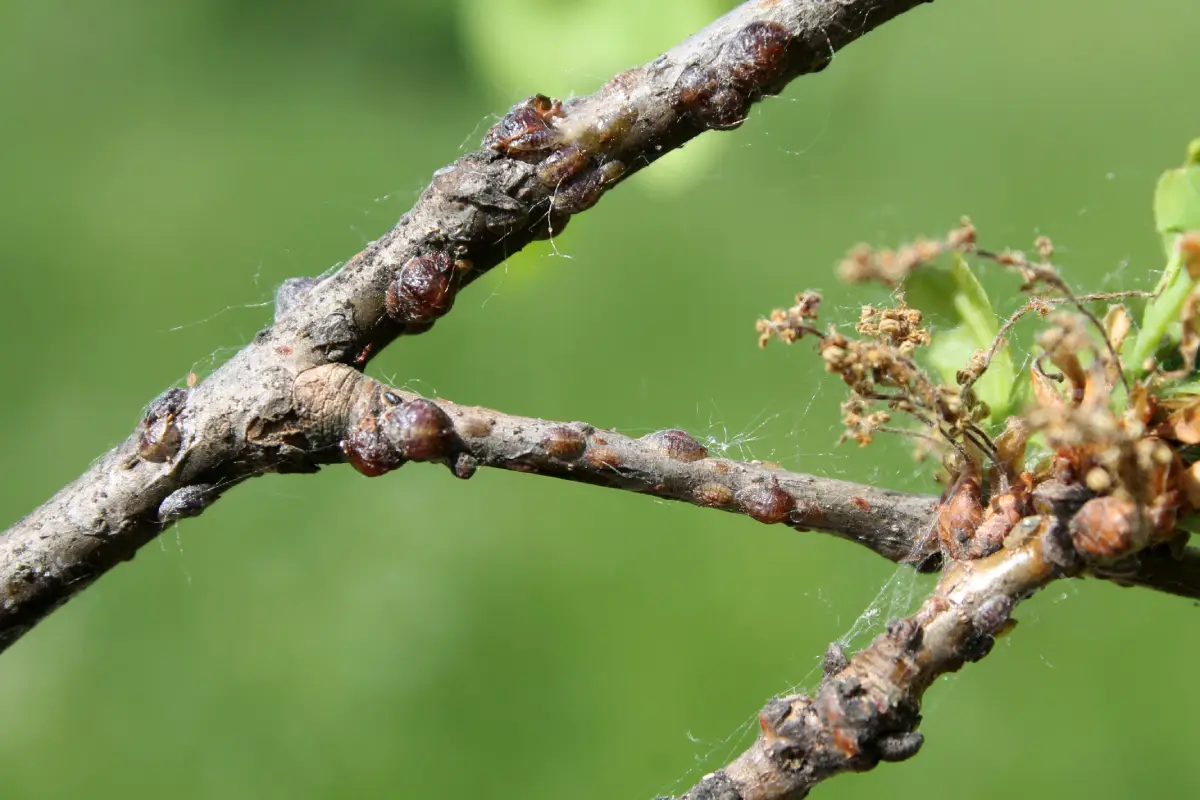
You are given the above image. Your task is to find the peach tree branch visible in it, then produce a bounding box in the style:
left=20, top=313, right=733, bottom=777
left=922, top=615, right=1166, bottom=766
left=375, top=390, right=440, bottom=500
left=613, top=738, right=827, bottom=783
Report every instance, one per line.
left=295, top=365, right=939, bottom=566
left=298, top=365, right=1200, bottom=603
left=0, top=0, right=935, bottom=652
left=666, top=485, right=1147, bottom=799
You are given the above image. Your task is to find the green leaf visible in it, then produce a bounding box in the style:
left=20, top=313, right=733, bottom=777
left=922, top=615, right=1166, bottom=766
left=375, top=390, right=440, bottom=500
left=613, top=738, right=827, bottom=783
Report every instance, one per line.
left=1159, top=376, right=1200, bottom=398
left=1175, top=513, right=1200, bottom=535
left=925, top=326, right=977, bottom=387
left=900, top=265, right=960, bottom=327
left=915, top=255, right=1015, bottom=423
left=1128, top=139, right=1200, bottom=375
left=1154, top=138, right=1200, bottom=261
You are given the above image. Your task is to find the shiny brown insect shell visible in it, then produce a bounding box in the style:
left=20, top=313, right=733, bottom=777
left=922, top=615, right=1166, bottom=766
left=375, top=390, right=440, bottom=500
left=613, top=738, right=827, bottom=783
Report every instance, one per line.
left=482, top=94, right=563, bottom=154
left=640, top=429, right=708, bottom=462
left=385, top=253, right=457, bottom=324
left=937, top=462, right=984, bottom=560
left=396, top=399, right=455, bottom=462
left=736, top=480, right=793, bottom=524
left=1069, top=496, right=1148, bottom=560
left=723, top=21, right=792, bottom=90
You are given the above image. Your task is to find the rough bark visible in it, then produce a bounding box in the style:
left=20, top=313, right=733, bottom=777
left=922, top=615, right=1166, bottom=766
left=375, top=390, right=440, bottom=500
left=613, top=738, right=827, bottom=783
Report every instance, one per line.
left=296, top=365, right=941, bottom=565
left=668, top=506, right=1077, bottom=799
left=4, top=0, right=1199, bottom=794
left=1, top=0, right=936, bottom=653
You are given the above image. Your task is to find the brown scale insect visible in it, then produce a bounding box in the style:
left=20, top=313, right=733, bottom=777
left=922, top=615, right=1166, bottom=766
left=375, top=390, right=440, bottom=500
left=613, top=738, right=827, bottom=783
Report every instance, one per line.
left=695, top=482, right=734, bottom=507
left=640, top=429, right=708, bottom=462
left=341, top=414, right=404, bottom=478
left=722, top=21, right=793, bottom=91
left=792, top=498, right=826, bottom=531
left=1069, top=496, right=1148, bottom=560
left=937, top=459, right=985, bottom=560
left=548, top=160, right=627, bottom=215
left=736, top=479, right=793, bottom=523
left=535, top=105, right=636, bottom=193
left=385, top=252, right=458, bottom=325
left=672, top=21, right=791, bottom=132
left=453, top=453, right=478, bottom=480
left=395, top=399, right=455, bottom=462
left=969, top=481, right=1031, bottom=559
left=460, top=414, right=494, bottom=439
left=138, top=388, right=188, bottom=463
left=586, top=446, right=623, bottom=469
left=541, top=426, right=587, bottom=459
left=537, top=148, right=591, bottom=188
left=482, top=94, right=564, bottom=156
left=672, top=65, right=747, bottom=130
left=672, top=65, right=715, bottom=111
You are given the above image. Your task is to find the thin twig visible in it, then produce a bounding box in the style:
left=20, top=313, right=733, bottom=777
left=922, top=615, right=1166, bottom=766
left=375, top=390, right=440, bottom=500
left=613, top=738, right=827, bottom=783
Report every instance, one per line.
left=298, top=365, right=1200, bottom=600
left=667, top=513, right=1082, bottom=799
left=297, top=366, right=942, bottom=567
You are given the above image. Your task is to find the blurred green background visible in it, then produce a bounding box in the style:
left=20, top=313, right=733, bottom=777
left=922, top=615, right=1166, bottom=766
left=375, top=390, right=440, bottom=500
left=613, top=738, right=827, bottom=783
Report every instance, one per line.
left=2, top=0, right=1198, bottom=797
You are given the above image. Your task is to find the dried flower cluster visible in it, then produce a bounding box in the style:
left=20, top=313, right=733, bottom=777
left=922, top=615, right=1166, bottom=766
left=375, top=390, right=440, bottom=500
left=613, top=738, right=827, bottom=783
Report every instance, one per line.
left=758, top=292, right=988, bottom=453
left=764, top=221, right=1200, bottom=569
left=837, top=218, right=977, bottom=286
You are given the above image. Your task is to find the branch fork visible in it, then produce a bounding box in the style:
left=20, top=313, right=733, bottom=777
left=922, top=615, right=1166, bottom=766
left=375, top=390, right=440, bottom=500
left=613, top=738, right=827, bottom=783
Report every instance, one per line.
left=3, top=1, right=1196, bottom=797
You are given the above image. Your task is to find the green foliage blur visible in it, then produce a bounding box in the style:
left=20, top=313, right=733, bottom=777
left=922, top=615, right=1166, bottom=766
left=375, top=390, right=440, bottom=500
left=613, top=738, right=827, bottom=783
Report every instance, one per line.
left=2, top=1, right=1198, bottom=797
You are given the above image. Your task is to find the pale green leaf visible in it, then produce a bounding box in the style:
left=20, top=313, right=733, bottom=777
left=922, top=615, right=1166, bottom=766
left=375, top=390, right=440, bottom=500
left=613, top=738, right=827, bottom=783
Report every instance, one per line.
left=1128, top=139, right=1200, bottom=374
left=913, top=256, right=1015, bottom=422
left=1153, top=137, right=1200, bottom=261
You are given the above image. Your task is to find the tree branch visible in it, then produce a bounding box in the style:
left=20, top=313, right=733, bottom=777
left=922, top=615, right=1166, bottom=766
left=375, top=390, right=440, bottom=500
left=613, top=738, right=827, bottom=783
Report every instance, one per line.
left=666, top=501, right=1091, bottom=799
left=0, top=0, right=935, bottom=653
left=295, top=365, right=940, bottom=565
left=301, top=366, right=1200, bottom=600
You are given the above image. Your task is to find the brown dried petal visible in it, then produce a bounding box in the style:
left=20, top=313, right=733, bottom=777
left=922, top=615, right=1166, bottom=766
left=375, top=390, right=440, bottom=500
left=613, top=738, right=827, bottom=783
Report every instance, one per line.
left=1157, top=401, right=1200, bottom=444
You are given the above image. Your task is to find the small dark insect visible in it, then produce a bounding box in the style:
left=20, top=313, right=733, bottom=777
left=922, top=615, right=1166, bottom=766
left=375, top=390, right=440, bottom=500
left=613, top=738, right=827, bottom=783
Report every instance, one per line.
left=875, top=731, right=924, bottom=763
left=453, top=453, right=478, bottom=480
left=353, top=343, right=374, bottom=366
left=483, top=94, right=564, bottom=155
left=158, top=484, right=213, bottom=522
left=138, top=388, right=188, bottom=463
left=823, top=641, right=849, bottom=676
left=385, top=252, right=458, bottom=324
